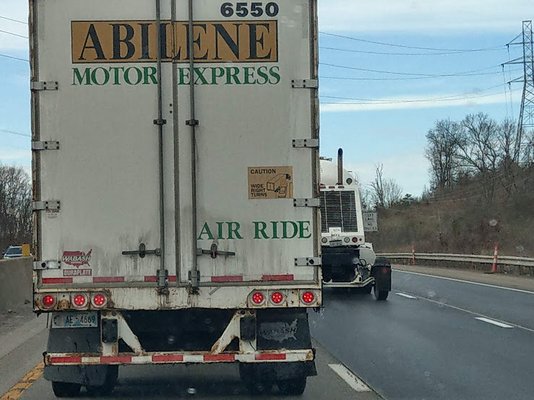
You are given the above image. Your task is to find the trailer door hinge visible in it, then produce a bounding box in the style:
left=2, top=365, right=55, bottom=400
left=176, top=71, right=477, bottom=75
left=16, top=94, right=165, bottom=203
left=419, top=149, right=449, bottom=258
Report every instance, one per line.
left=294, top=257, right=321, bottom=267
left=292, top=138, right=319, bottom=148
left=33, top=200, right=60, bottom=212
left=32, top=141, right=60, bottom=151
left=291, top=79, right=318, bottom=89
left=31, top=81, right=58, bottom=91
left=293, top=198, right=321, bottom=208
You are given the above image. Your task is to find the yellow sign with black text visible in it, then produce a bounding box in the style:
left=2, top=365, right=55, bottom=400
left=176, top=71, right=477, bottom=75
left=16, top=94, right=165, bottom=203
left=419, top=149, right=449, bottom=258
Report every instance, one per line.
left=248, top=167, right=293, bottom=199
left=71, top=20, right=278, bottom=63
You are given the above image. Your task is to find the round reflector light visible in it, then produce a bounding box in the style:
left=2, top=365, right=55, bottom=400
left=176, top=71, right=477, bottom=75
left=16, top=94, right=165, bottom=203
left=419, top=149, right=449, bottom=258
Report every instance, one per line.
left=301, top=291, right=315, bottom=304
left=251, top=291, right=265, bottom=305
left=270, top=291, right=284, bottom=304
left=72, top=294, right=87, bottom=308
left=344, top=237, right=350, bottom=243
left=92, top=293, right=107, bottom=307
left=321, top=237, right=328, bottom=244
left=42, top=294, right=55, bottom=308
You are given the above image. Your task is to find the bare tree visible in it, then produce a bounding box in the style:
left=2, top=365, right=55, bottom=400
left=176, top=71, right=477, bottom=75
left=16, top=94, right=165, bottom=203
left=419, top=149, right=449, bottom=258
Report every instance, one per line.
left=497, top=119, right=519, bottom=196
left=369, top=164, right=403, bottom=208
left=0, top=165, right=32, bottom=251
left=425, top=119, right=462, bottom=190
left=456, top=113, right=500, bottom=201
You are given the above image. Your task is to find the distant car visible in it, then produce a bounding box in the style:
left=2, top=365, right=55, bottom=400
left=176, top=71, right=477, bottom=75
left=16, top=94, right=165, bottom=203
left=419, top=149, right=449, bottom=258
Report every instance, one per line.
left=2, top=245, right=23, bottom=259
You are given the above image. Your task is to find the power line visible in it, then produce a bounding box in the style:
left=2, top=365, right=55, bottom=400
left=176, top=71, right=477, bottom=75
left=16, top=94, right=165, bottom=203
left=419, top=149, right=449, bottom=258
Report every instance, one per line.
left=0, top=53, right=28, bottom=62
left=320, top=46, right=513, bottom=57
left=319, top=74, right=520, bottom=82
left=320, top=62, right=517, bottom=78
left=319, top=32, right=505, bottom=53
left=321, top=89, right=521, bottom=106
left=0, top=129, right=31, bottom=138
left=0, top=15, right=27, bottom=25
left=320, top=84, right=510, bottom=104
left=0, top=28, right=28, bottom=39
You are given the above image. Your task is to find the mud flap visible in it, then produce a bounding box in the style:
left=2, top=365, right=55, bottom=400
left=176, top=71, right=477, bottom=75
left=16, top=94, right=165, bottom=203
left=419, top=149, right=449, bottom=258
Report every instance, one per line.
left=44, top=365, right=111, bottom=386
left=240, top=361, right=317, bottom=381
left=254, top=308, right=316, bottom=378
left=44, top=325, right=109, bottom=385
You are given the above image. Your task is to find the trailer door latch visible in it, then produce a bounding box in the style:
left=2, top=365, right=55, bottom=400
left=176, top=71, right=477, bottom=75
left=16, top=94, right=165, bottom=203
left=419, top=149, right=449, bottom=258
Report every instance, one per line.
left=197, top=243, right=236, bottom=258
left=122, top=243, right=161, bottom=258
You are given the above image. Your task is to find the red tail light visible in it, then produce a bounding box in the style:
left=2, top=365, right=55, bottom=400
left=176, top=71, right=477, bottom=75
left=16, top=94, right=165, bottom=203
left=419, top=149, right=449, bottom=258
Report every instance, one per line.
left=251, top=291, right=265, bottom=305
left=72, top=294, right=87, bottom=308
left=42, top=294, right=56, bottom=309
left=352, top=237, right=358, bottom=243
left=91, top=293, right=107, bottom=308
left=270, top=291, right=284, bottom=304
left=301, top=291, right=315, bottom=304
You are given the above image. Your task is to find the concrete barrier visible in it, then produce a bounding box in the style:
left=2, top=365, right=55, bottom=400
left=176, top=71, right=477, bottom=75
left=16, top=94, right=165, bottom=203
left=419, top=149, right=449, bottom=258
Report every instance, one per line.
left=0, top=257, right=33, bottom=311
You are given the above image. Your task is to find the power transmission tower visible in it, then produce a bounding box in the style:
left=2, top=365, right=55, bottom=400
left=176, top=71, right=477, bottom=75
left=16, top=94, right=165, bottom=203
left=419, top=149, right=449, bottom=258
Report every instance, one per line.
left=517, top=21, right=534, bottom=161
left=505, top=20, right=534, bottom=163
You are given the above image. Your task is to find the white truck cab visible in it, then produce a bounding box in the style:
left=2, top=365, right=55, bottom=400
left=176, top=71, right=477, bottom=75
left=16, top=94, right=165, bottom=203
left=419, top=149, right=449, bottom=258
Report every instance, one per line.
left=320, top=149, right=390, bottom=300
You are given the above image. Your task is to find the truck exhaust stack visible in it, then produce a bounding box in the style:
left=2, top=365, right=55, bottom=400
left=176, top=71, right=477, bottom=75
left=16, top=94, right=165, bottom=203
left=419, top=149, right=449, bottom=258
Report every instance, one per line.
left=337, top=148, right=343, bottom=185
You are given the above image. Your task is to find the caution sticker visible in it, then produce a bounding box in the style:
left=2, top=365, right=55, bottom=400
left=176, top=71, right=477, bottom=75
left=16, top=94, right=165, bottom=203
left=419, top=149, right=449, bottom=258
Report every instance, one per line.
left=248, top=166, right=293, bottom=199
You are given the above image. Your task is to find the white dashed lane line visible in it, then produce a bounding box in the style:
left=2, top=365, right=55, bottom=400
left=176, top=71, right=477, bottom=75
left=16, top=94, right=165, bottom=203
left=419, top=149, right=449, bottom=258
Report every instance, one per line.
left=328, top=363, right=371, bottom=392
left=392, top=289, right=532, bottom=333
left=475, top=317, right=514, bottom=329
left=396, top=292, right=417, bottom=299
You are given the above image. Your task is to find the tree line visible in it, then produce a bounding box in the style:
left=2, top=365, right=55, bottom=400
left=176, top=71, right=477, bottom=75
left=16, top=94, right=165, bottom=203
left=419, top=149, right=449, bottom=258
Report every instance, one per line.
left=425, top=113, right=533, bottom=201
left=0, top=165, right=32, bottom=252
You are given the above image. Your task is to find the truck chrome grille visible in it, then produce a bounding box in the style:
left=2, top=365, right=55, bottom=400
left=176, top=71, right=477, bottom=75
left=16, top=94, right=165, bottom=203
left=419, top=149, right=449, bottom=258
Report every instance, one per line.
left=320, top=191, right=358, bottom=233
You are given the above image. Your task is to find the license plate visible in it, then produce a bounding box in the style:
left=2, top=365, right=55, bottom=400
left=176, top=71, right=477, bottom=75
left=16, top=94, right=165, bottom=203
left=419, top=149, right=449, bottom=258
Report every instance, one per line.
left=52, top=312, right=98, bottom=328
left=329, top=240, right=343, bottom=247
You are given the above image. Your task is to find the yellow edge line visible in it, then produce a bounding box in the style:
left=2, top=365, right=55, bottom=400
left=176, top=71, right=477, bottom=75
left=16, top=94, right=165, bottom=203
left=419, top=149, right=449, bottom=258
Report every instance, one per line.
left=0, top=362, right=44, bottom=400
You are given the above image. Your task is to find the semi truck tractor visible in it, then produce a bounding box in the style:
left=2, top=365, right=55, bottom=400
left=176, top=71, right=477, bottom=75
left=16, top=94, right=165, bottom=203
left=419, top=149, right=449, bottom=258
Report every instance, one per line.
left=30, top=0, right=321, bottom=395
left=320, top=149, right=391, bottom=300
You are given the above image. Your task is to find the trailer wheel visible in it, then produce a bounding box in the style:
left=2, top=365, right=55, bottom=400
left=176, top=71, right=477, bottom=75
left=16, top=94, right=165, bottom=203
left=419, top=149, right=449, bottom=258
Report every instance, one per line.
left=86, top=366, right=118, bottom=396
left=373, top=285, right=389, bottom=301
left=277, top=377, right=307, bottom=395
left=52, top=382, right=81, bottom=397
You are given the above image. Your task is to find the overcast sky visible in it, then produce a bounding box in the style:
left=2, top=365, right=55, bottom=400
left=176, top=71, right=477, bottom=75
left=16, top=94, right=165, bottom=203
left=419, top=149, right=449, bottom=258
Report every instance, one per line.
left=0, top=0, right=532, bottom=195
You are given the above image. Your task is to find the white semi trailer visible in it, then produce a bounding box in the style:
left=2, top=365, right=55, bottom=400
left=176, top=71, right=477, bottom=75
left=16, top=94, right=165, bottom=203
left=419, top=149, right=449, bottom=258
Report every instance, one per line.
left=31, top=0, right=321, bottom=395
left=320, top=149, right=391, bottom=300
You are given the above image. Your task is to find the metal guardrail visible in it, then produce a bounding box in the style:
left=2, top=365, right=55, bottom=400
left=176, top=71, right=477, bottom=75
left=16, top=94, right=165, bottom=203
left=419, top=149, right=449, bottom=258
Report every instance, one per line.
left=376, top=253, right=534, bottom=268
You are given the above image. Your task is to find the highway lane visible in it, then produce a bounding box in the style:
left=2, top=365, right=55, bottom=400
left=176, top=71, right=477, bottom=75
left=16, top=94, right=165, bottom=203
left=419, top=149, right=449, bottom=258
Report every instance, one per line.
left=310, top=270, right=534, bottom=400
left=394, top=269, right=534, bottom=330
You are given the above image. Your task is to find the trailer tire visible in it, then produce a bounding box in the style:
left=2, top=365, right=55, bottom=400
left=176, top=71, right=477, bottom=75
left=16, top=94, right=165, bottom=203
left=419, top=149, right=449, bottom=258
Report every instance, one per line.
left=86, top=366, right=118, bottom=396
left=52, top=382, right=82, bottom=397
left=239, top=364, right=272, bottom=395
left=277, top=377, right=307, bottom=395
left=373, top=285, right=389, bottom=301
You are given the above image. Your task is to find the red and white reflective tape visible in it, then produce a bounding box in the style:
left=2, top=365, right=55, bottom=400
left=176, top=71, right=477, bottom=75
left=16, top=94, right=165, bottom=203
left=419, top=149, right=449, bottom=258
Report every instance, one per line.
left=261, top=274, right=294, bottom=282
left=46, top=350, right=312, bottom=366
left=211, top=275, right=244, bottom=283
left=42, top=274, right=297, bottom=285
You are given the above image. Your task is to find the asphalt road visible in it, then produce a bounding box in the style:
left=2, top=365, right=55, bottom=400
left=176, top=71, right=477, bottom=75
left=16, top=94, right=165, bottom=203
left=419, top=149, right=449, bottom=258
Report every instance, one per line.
left=310, top=269, right=534, bottom=400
